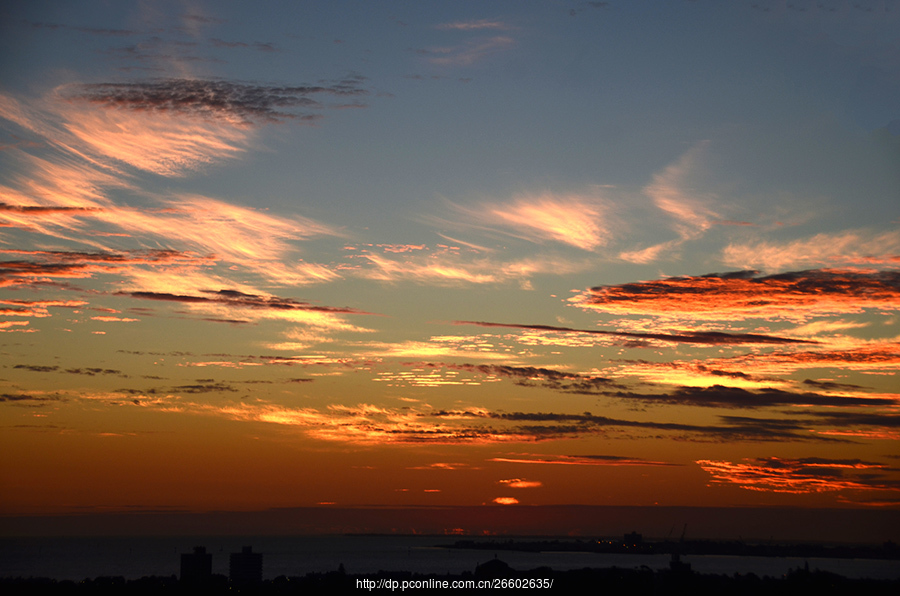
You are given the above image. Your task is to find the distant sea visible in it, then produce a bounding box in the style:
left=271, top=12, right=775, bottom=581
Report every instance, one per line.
left=1, top=535, right=898, bottom=581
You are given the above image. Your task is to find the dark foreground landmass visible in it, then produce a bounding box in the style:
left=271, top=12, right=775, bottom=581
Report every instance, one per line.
left=3, top=563, right=900, bottom=596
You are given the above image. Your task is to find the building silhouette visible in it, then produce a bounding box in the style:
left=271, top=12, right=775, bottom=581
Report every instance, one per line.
left=229, top=546, right=263, bottom=584
left=624, top=531, right=642, bottom=546
left=180, top=546, right=212, bottom=585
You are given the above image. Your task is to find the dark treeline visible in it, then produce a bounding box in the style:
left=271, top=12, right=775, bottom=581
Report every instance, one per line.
left=3, top=564, right=900, bottom=596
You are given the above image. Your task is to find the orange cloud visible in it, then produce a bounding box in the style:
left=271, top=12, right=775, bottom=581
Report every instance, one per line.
left=106, top=194, right=339, bottom=264
left=498, top=478, right=542, bottom=488
left=1, top=90, right=248, bottom=178
left=119, top=289, right=374, bottom=333
left=353, top=339, right=520, bottom=361
left=58, top=99, right=250, bottom=176
left=492, top=497, right=519, bottom=505
left=449, top=193, right=612, bottom=251
left=90, top=316, right=139, bottom=322
left=454, top=320, right=813, bottom=346
left=490, top=454, right=679, bottom=467
left=571, top=269, right=900, bottom=322
left=648, top=340, right=900, bottom=379
left=1, top=91, right=341, bottom=290
left=236, top=402, right=541, bottom=445
left=697, top=457, right=900, bottom=495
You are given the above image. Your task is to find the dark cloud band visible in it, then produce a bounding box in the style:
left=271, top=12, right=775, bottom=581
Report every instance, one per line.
left=66, top=77, right=368, bottom=123
left=454, top=320, right=815, bottom=345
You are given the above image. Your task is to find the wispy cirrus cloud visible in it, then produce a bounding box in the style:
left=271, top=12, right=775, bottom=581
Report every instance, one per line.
left=110, top=194, right=339, bottom=263
left=436, top=20, right=512, bottom=31
left=418, top=36, right=515, bottom=66
left=722, top=230, right=900, bottom=271
left=446, top=193, right=613, bottom=251
left=618, top=240, right=682, bottom=264
left=22, top=20, right=138, bottom=37
left=346, top=245, right=589, bottom=286
left=643, top=142, right=720, bottom=240
left=616, top=143, right=731, bottom=263
left=2, top=90, right=343, bottom=279
left=1, top=91, right=249, bottom=177
left=0, top=170, right=341, bottom=291
left=571, top=269, right=900, bottom=322
left=209, top=38, right=279, bottom=52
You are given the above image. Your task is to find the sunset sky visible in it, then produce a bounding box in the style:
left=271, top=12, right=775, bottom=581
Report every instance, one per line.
left=1, top=0, right=899, bottom=535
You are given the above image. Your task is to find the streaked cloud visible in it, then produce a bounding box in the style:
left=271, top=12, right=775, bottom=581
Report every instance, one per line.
left=436, top=20, right=511, bottom=31
left=697, top=457, right=900, bottom=495
left=601, top=385, right=899, bottom=409
left=644, top=340, right=900, bottom=379
left=618, top=240, right=681, bottom=264
left=644, top=142, right=720, bottom=242
left=63, top=77, right=368, bottom=124
left=1, top=91, right=250, bottom=177
left=0, top=249, right=213, bottom=291
left=490, top=454, right=680, bottom=467
left=722, top=230, right=900, bottom=271
left=56, top=98, right=251, bottom=176
left=120, top=289, right=374, bottom=332
left=497, top=478, right=542, bottom=488
left=429, top=408, right=842, bottom=443
left=571, top=269, right=900, bottom=322
left=419, top=36, right=515, bottom=66
left=347, top=246, right=589, bottom=286
left=1, top=91, right=343, bottom=285
left=448, top=193, right=612, bottom=251
left=99, top=194, right=340, bottom=263
left=0, top=391, right=64, bottom=405
left=454, top=320, right=814, bottom=346
left=353, top=340, right=514, bottom=361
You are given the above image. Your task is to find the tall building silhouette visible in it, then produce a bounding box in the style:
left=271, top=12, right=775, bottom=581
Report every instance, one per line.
left=180, top=546, right=212, bottom=584
left=229, top=546, right=263, bottom=584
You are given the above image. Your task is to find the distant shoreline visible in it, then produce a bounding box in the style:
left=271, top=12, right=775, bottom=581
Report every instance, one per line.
left=439, top=537, right=900, bottom=560
left=4, top=505, right=898, bottom=544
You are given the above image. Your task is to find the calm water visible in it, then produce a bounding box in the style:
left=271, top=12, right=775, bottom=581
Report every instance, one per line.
left=1, top=535, right=897, bottom=581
